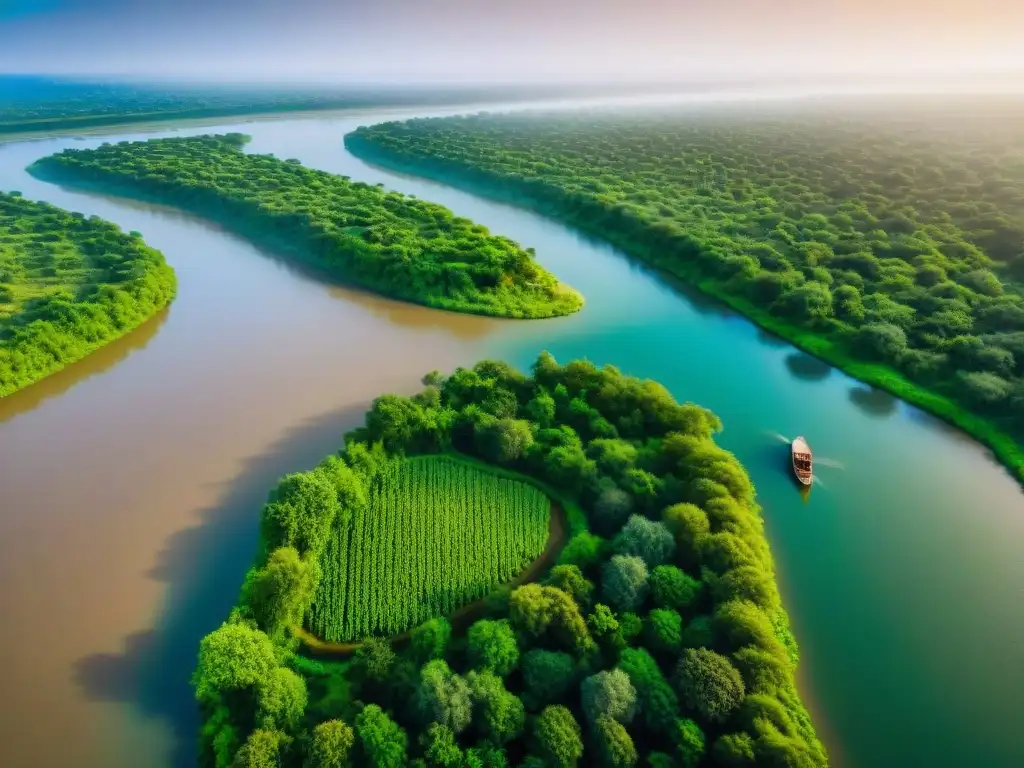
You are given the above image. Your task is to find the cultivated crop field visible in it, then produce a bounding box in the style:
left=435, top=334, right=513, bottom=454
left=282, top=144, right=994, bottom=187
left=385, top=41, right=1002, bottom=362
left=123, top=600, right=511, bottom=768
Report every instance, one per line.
left=309, top=455, right=551, bottom=642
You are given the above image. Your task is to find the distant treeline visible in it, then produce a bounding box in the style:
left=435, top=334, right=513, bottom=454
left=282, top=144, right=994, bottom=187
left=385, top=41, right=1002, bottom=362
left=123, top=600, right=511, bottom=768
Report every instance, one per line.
left=0, top=76, right=718, bottom=136
left=345, top=99, right=1024, bottom=479
left=30, top=134, right=582, bottom=319
left=0, top=191, right=175, bottom=398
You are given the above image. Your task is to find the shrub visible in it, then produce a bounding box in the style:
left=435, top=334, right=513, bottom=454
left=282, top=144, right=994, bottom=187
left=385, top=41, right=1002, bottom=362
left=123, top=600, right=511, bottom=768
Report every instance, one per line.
left=532, top=705, right=584, bottom=767
left=521, top=650, right=577, bottom=708
left=467, top=670, right=525, bottom=744
left=546, top=564, right=595, bottom=612
left=308, top=719, right=355, bottom=768
left=467, top=619, right=520, bottom=676
left=415, top=660, right=473, bottom=734
left=674, top=648, right=745, bottom=724
left=602, top=555, right=650, bottom=613
left=614, top=515, right=676, bottom=568
left=354, top=704, right=408, bottom=768
left=674, top=718, right=707, bottom=768
left=411, top=618, right=453, bottom=664
left=649, top=565, right=702, bottom=613
left=581, top=668, right=638, bottom=725
left=593, top=715, right=638, bottom=767
left=644, top=609, right=683, bottom=655
left=712, top=733, right=757, bottom=767
left=661, top=503, right=709, bottom=569
left=617, top=648, right=680, bottom=735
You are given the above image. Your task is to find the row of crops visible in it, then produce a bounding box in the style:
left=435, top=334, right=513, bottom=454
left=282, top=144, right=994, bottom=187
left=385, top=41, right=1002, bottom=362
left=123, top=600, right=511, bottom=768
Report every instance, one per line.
left=309, top=455, right=551, bottom=642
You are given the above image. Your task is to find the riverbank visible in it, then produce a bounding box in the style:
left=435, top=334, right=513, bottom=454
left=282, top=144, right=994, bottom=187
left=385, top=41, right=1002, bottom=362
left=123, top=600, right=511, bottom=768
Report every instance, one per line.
left=344, top=132, right=1024, bottom=486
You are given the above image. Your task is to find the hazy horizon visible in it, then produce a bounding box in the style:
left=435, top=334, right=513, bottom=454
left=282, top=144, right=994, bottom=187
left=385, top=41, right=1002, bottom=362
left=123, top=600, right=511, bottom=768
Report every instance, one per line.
left=2, top=0, right=1023, bottom=83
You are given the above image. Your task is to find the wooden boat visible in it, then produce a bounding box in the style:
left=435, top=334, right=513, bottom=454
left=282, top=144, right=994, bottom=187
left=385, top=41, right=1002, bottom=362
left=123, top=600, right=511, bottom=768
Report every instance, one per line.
left=791, top=436, right=813, bottom=486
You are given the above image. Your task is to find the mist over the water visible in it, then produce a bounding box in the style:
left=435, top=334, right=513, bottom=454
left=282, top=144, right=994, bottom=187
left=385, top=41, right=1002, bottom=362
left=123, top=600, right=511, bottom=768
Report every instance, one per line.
left=1, top=0, right=1021, bottom=82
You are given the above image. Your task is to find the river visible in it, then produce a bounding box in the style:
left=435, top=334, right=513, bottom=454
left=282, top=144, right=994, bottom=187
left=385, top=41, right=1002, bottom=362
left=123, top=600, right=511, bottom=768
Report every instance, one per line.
left=0, top=102, right=1022, bottom=768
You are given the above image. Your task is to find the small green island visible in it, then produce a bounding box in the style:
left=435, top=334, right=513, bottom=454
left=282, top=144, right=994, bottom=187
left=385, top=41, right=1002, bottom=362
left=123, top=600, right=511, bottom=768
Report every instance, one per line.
left=0, top=191, right=176, bottom=398
left=195, top=354, right=825, bottom=767
left=344, top=103, right=1024, bottom=479
left=30, top=134, right=583, bottom=319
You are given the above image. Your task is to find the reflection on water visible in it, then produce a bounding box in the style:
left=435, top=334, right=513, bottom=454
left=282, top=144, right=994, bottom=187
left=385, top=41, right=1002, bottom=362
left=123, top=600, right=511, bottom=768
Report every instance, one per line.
left=785, top=351, right=832, bottom=381
left=815, top=457, right=846, bottom=470
left=907, top=407, right=985, bottom=446
left=73, top=403, right=372, bottom=768
left=756, top=326, right=791, bottom=348
left=0, top=307, right=170, bottom=424
left=848, top=385, right=898, bottom=418
left=324, top=284, right=504, bottom=340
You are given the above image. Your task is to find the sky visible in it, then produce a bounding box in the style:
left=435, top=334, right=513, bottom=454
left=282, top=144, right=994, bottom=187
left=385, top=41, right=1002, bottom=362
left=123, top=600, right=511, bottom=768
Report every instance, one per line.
left=0, top=0, right=1022, bottom=83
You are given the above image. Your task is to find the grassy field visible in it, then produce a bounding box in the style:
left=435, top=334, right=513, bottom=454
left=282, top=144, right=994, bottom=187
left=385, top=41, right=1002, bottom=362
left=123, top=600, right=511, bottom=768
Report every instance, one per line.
left=308, top=454, right=551, bottom=642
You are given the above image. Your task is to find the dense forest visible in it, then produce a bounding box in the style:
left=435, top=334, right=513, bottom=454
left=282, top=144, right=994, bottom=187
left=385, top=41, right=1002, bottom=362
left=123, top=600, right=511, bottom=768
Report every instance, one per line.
left=30, top=134, right=582, bottom=319
left=346, top=97, right=1024, bottom=477
left=195, top=354, right=825, bottom=767
left=0, top=191, right=175, bottom=397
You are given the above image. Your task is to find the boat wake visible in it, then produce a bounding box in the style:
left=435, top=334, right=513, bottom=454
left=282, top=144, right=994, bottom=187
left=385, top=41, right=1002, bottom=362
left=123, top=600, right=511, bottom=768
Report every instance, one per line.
left=815, top=457, right=845, bottom=470
left=766, top=431, right=844, bottom=472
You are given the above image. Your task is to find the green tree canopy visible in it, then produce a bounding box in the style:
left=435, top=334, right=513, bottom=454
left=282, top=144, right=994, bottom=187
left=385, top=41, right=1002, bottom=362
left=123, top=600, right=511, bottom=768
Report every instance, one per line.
left=467, top=619, right=520, bottom=676
left=593, top=715, right=638, bottom=767
left=674, top=648, right=746, bottom=724
left=354, top=704, right=408, bottom=768
left=416, top=660, right=473, bottom=734
left=410, top=617, right=453, bottom=664
left=614, top=515, right=676, bottom=568
left=581, top=668, right=638, bottom=725
left=243, top=546, right=317, bottom=641
left=532, top=705, right=584, bottom=768
left=467, top=670, right=526, bottom=744
left=602, top=555, right=650, bottom=613
left=649, top=565, right=702, bottom=614
left=231, top=729, right=284, bottom=768
left=193, top=623, right=277, bottom=704
left=521, top=649, right=577, bottom=709
left=307, top=719, right=355, bottom=768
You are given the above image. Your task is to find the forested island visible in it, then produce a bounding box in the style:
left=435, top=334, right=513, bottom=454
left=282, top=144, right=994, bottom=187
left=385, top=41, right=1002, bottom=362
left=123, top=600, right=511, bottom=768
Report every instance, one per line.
left=345, top=99, right=1024, bottom=479
left=195, top=353, right=825, bottom=767
left=0, top=191, right=175, bottom=397
left=30, top=135, right=582, bottom=319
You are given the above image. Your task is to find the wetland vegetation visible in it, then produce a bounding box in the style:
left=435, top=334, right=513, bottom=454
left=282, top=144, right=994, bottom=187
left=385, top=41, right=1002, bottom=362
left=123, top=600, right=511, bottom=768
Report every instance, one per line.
left=346, top=98, right=1024, bottom=479
left=195, top=354, right=824, bottom=767
left=30, top=134, right=582, bottom=319
left=0, top=190, right=175, bottom=397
